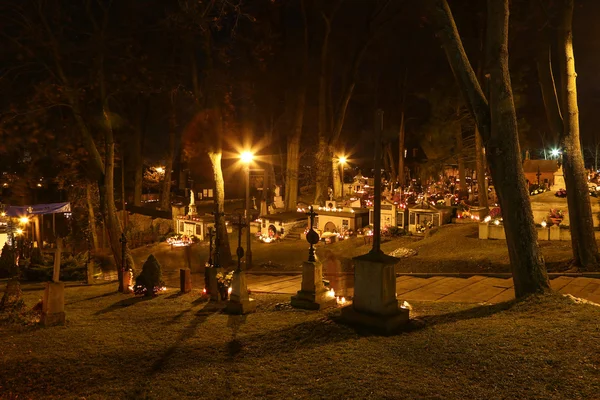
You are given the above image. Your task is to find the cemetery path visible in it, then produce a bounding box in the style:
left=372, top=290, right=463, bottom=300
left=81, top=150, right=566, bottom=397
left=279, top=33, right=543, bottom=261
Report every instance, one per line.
left=5, top=274, right=599, bottom=304
left=244, top=273, right=600, bottom=304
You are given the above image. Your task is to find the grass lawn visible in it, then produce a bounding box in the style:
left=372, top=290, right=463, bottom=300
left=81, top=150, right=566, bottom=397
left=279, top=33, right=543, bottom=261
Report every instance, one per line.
left=1, top=284, right=599, bottom=399
left=130, top=223, right=582, bottom=277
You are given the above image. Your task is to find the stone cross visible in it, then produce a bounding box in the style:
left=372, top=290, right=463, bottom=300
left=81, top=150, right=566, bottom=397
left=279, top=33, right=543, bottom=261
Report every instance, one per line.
left=305, top=206, right=320, bottom=262
left=232, top=214, right=247, bottom=271
left=251, top=196, right=257, bottom=209
left=370, top=109, right=384, bottom=255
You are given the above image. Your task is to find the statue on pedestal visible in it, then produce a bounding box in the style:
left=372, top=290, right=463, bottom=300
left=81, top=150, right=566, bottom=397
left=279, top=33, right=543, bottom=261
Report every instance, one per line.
left=188, top=190, right=197, bottom=216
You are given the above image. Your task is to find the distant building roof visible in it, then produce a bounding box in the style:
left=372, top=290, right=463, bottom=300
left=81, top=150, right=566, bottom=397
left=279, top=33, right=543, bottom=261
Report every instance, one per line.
left=522, top=160, right=559, bottom=174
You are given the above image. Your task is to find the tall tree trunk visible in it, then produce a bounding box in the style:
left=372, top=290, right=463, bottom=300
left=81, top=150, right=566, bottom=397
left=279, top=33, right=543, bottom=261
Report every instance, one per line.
left=159, top=97, right=177, bottom=211
left=332, top=150, right=343, bottom=200
left=208, top=151, right=232, bottom=266
left=455, top=111, right=467, bottom=193
left=315, top=4, right=340, bottom=204
left=557, top=0, right=599, bottom=269
left=386, top=142, right=397, bottom=185
left=425, top=0, right=550, bottom=297
left=285, top=1, right=308, bottom=211
left=86, top=181, right=99, bottom=250
left=285, top=135, right=301, bottom=211
left=121, top=152, right=127, bottom=230
left=398, top=71, right=407, bottom=187
left=133, top=119, right=143, bottom=207
left=101, top=108, right=134, bottom=291
left=475, top=126, right=489, bottom=209
left=332, top=154, right=343, bottom=199
left=133, top=97, right=148, bottom=207
left=484, top=0, right=550, bottom=296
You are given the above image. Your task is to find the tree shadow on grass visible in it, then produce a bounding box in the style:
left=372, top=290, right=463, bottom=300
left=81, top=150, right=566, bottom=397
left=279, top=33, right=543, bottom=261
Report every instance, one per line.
left=330, top=300, right=519, bottom=336
left=149, top=302, right=224, bottom=374
left=66, top=291, right=120, bottom=306
left=400, top=299, right=518, bottom=333
left=93, top=296, right=154, bottom=315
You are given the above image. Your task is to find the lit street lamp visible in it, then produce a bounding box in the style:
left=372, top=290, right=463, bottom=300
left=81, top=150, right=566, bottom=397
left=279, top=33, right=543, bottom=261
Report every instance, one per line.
left=339, top=156, right=347, bottom=199
left=240, top=151, right=254, bottom=269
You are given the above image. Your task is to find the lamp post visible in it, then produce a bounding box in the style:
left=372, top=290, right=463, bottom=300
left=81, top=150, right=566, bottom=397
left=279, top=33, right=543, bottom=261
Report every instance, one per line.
left=240, top=151, right=254, bottom=269
left=339, top=156, right=347, bottom=200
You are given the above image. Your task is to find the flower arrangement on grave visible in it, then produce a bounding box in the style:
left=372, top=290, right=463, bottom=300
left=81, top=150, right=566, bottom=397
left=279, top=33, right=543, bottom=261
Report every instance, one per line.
left=457, top=202, right=471, bottom=219
left=555, top=188, right=567, bottom=198
left=483, top=207, right=503, bottom=224
left=133, top=254, right=166, bottom=296
left=548, top=209, right=564, bottom=225
left=216, top=270, right=233, bottom=300
left=416, top=220, right=433, bottom=233
left=166, top=234, right=198, bottom=247
left=529, top=183, right=548, bottom=196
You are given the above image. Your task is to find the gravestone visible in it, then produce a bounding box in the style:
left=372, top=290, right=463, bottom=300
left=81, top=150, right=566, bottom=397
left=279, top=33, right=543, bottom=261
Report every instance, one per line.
left=273, top=185, right=285, bottom=209
left=42, top=238, right=66, bottom=326
left=0, top=279, right=22, bottom=311
left=180, top=268, right=192, bottom=293
left=341, top=110, right=409, bottom=333
left=551, top=166, right=566, bottom=191
left=226, top=214, right=256, bottom=314
left=260, top=199, right=268, bottom=216
left=291, top=206, right=336, bottom=310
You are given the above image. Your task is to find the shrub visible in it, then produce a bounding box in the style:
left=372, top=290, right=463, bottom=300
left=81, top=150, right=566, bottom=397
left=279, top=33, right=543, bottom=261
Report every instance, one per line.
left=0, top=243, right=16, bottom=279
left=134, top=254, right=165, bottom=296
left=387, top=226, right=406, bottom=237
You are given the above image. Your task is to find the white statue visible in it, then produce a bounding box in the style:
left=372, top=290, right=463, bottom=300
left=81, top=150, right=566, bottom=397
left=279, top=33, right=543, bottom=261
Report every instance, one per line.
left=190, top=190, right=195, bottom=206
left=274, top=185, right=281, bottom=197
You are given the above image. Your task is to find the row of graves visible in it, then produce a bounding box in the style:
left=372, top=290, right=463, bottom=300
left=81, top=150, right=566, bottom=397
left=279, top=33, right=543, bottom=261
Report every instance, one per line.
left=479, top=166, right=600, bottom=241
left=255, top=197, right=452, bottom=243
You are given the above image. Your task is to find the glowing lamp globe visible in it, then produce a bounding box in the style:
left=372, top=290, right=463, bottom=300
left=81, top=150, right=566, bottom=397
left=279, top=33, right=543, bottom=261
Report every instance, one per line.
left=241, top=151, right=254, bottom=163
left=339, top=156, right=347, bottom=165
left=19, top=216, right=29, bottom=224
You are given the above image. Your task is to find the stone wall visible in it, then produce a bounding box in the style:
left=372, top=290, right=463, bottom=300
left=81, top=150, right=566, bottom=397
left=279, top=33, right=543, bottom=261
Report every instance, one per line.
left=530, top=192, right=600, bottom=227
left=479, top=222, right=600, bottom=241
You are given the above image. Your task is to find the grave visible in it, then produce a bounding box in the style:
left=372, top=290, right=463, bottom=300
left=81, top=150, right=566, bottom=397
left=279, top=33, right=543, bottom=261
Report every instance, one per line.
left=226, top=214, right=256, bottom=314
left=368, top=199, right=407, bottom=230
left=341, top=110, right=409, bottom=333
left=174, top=214, right=214, bottom=241
left=312, top=203, right=369, bottom=236
left=291, top=206, right=336, bottom=310
left=273, top=185, right=285, bottom=210
left=407, top=200, right=447, bottom=234
left=258, top=211, right=306, bottom=242
left=42, top=237, right=65, bottom=326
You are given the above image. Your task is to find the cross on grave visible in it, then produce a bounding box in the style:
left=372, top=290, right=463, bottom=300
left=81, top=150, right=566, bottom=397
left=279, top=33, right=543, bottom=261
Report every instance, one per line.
left=251, top=196, right=257, bottom=210
left=232, top=214, right=247, bottom=271
left=306, top=206, right=320, bottom=262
